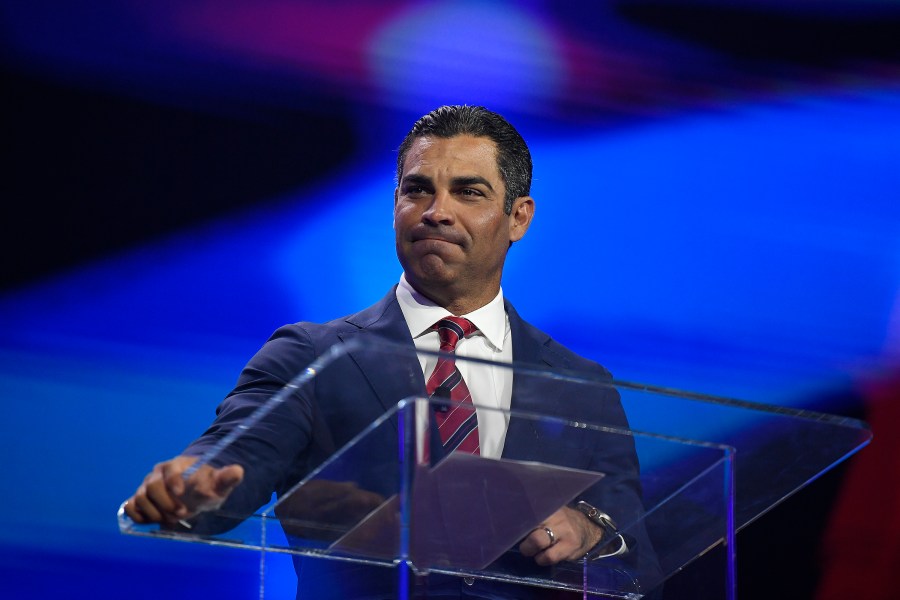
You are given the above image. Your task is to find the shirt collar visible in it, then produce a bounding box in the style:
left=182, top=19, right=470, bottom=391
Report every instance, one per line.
left=396, top=273, right=507, bottom=352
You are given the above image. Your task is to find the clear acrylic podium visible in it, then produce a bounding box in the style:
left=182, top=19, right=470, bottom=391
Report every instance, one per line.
left=118, top=339, right=872, bottom=599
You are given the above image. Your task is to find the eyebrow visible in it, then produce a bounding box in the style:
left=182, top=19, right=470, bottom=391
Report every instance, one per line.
left=400, top=173, right=495, bottom=192
left=451, top=176, right=494, bottom=192
left=400, top=174, right=432, bottom=187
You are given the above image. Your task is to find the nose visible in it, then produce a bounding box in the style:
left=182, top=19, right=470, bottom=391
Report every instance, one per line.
left=422, top=190, right=454, bottom=225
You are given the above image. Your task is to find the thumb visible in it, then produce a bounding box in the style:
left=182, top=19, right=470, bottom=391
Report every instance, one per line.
left=213, top=464, right=244, bottom=496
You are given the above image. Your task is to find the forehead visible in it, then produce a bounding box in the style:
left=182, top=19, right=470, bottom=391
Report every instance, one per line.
left=401, top=135, right=501, bottom=183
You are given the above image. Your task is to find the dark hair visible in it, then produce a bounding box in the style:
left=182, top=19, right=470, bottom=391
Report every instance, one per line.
left=396, top=105, right=532, bottom=214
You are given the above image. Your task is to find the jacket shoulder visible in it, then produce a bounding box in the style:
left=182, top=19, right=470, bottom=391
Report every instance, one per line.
left=507, top=300, right=612, bottom=380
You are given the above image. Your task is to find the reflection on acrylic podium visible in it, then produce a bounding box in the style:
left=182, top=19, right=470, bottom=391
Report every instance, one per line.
left=118, top=339, right=871, bottom=599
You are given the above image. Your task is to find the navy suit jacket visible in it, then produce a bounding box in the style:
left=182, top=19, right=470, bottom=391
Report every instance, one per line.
left=185, top=288, right=651, bottom=598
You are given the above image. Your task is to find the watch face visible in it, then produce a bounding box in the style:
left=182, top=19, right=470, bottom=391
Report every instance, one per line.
left=577, top=501, right=615, bottom=528
left=576, top=501, right=631, bottom=560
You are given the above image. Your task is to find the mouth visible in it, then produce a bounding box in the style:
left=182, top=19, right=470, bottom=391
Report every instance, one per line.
left=414, top=236, right=456, bottom=244
left=410, top=228, right=464, bottom=247
left=410, top=238, right=460, bottom=256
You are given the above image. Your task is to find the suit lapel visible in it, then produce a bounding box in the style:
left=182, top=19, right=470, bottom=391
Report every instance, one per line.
left=338, top=289, right=426, bottom=414
left=502, top=302, right=572, bottom=462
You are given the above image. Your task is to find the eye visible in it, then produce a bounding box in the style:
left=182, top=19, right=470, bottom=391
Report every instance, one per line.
left=460, top=188, right=483, bottom=197
left=403, top=185, right=429, bottom=197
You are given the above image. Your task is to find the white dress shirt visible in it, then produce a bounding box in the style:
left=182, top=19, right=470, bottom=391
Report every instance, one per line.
left=395, top=274, right=513, bottom=458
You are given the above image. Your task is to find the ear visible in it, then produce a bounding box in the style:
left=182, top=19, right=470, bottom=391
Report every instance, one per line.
left=508, top=196, right=534, bottom=243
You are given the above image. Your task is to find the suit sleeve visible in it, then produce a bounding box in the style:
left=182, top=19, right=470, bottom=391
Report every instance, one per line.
left=183, top=324, right=322, bottom=518
left=575, top=362, right=664, bottom=589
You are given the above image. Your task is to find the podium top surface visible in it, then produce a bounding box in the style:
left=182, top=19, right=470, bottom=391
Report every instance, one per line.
left=120, top=338, right=871, bottom=598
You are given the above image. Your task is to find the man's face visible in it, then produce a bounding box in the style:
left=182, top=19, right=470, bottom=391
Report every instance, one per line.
left=394, top=134, right=532, bottom=311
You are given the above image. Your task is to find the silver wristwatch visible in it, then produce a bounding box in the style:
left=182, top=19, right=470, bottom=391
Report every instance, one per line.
left=575, top=501, right=630, bottom=559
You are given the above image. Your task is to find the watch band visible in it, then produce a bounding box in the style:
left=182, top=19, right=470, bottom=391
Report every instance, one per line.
left=575, top=501, right=630, bottom=559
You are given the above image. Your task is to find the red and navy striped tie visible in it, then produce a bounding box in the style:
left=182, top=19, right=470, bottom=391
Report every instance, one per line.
left=426, top=316, right=480, bottom=455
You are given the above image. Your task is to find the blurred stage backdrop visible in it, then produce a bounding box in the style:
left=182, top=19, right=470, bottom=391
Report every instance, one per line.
left=2, top=1, right=899, bottom=599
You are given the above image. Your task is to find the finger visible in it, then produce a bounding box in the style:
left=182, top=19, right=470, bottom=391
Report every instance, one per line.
left=161, top=458, right=194, bottom=497
left=312, top=481, right=356, bottom=504
left=355, top=490, right=384, bottom=512
left=132, top=489, right=165, bottom=523
left=123, top=497, right=145, bottom=523
left=541, top=510, right=604, bottom=564
left=532, top=532, right=582, bottom=566
left=519, top=527, right=552, bottom=558
left=534, top=543, right=570, bottom=567
left=341, top=488, right=383, bottom=513
left=145, top=475, right=183, bottom=516
left=175, top=464, right=243, bottom=514
left=213, top=464, right=244, bottom=497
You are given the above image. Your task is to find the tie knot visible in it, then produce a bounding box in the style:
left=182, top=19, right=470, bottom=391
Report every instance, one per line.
left=434, top=316, right=477, bottom=352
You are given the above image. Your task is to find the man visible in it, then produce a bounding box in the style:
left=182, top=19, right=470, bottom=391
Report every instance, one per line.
left=124, top=106, right=648, bottom=598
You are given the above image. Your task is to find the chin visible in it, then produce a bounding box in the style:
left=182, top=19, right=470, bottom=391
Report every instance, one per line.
left=414, top=269, right=455, bottom=288
left=407, top=264, right=457, bottom=294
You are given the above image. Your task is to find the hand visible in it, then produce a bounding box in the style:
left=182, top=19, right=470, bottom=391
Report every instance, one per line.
left=274, top=480, right=387, bottom=541
left=123, top=455, right=244, bottom=526
left=519, top=506, right=603, bottom=566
